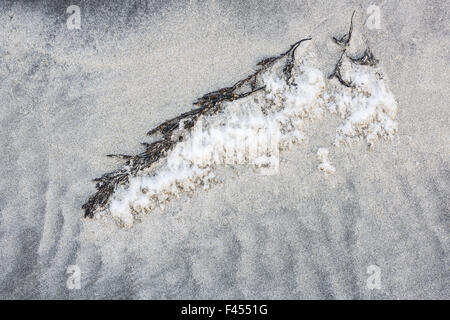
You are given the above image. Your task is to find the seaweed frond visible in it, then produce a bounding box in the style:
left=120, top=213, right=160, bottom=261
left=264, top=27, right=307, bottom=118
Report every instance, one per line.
left=82, top=37, right=312, bottom=218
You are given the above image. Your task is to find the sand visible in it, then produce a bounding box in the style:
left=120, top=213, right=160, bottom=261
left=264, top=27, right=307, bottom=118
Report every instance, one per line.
left=0, top=0, right=448, bottom=299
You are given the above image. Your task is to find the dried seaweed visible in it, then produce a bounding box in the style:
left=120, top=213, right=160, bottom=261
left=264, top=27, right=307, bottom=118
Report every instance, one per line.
left=332, top=11, right=355, bottom=47
left=82, top=37, right=312, bottom=218
left=350, top=47, right=379, bottom=66
left=329, top=11, right=356, bottom=87
left=329, top=11, right=379, bottom=87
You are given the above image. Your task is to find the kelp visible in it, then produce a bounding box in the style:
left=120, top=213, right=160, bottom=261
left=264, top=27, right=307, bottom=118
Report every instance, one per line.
left=82, top=12, right=380, bottom=219
left=82, top=37, right=312, bottom=218
left=329, top=11, right=379, bottom=87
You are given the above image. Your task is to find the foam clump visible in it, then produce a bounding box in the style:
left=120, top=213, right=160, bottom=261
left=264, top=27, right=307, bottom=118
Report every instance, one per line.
left=326, top=56, right=398, bottom=147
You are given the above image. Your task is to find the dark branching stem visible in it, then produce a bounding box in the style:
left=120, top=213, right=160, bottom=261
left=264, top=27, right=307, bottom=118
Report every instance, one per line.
left=350, top=47, right=379, bottom=66
left=329, top=11, right=379, bottom=87
left=329, top=11, right=356, bottom=87
left=283, top=37, right=312, bottom=82
left=332, top=11, right=355, bottom=47
left=82, top=37, right=312, bottom=218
